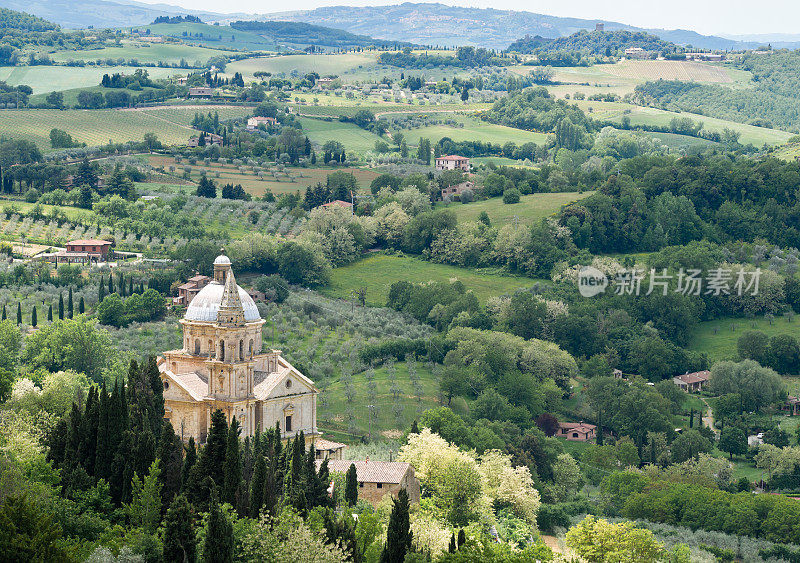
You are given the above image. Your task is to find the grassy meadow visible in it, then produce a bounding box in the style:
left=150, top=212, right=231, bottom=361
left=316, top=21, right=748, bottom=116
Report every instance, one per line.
left=442, top=191, right=593, bottom=226
left=228, top=54, right=379, bottom=79
left=400, top=114, right=549, bottom=146
left=688, top=315, right=800, bottom=365
left=49, top=42, right=232, bottom=66
left=322, top=252, right=543, bottom=306
left=0, top=65, right=183, bottom=95
left=297, top=117, right=386, bottom=152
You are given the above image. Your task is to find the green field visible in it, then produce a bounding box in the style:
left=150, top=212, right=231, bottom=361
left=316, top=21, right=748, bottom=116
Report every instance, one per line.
left=228, top=54, right=378, bottom=79
left=318, top=361, right=440, bottom=440
left=297, top=117, right=386, bottom=152
left=0, top=109, right=194, bottom=149
left=576, top=100, right=791, bottom=146
left=400, top=114, right=549, bottom=146
left=0, top=65, right=183, bottom=95
left=322, top=253, right=543, bottom=306
left=442, top=191, right=593, bottom=225
left=132, top=105, right=255, bottom=126
left=50, top=42, right=232, bottom=66
left=132, top=23, right=277, bottom=51
left=688, top=315, right=800, bottom=365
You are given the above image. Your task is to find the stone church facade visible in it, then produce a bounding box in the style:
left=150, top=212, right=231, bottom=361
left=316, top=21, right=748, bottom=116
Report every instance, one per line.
left=159, top=254, right=319, bottom=446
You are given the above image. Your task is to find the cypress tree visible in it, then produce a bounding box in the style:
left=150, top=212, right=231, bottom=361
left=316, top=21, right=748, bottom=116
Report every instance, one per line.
left=67, top=287, right=73, bottom=319
left=188, top=410, right=227, bottom=507
left=345, top=462, right=358, bottom=507
left=163, top=495, right=196, bottom=563
left=182, top=437, right=197, bottom=490
left=448, top=533, right=456, bottom=553
left=157, top=422, right=183, bottom=512
left=457, top=529, right=465, bottom=548
left=98, top=276, right=105, bottom=302
left=64, top=402, right=84, bottom=463
left=250, top=454, right=266, bottom=518
left=119, top=272, right=125, bottom=297
left=222, top=417, right=241, bottom=507
left=58, top=293, right=64, bottom=320
left=16, top=302, right=21, bottom=325
left=94, top=383, right=113, bottom=479
left=108, top=274, right=114, bottom=294
left=31, top=306, right=37, bottom=327
left=596, top=409, right=604, bottom=446
left=47, top=304, right=53, bottom=322
left=381, top=489, right=412, bottom=563
left=79, top=296, right=85, bottom=314
left=286, top=432, right=306, bottom=513
left=202, top=488, right=233, bottom=563
left=79, top=386, right=99, bottom=476
left=110, top=377, right=131, bottom=504
left=411, top=420, right=420, bottom=434
left=129, top=277, right=134, bottom=296
left=2, top=304, right=6, bottom=320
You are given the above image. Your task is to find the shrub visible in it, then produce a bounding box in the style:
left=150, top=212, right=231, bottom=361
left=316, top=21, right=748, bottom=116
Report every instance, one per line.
left=502, top=188, right=521, bottom=204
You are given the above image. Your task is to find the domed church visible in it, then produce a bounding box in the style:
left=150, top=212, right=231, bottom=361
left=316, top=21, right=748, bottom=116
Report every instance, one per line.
left=158, top=254, right=319, bottom=446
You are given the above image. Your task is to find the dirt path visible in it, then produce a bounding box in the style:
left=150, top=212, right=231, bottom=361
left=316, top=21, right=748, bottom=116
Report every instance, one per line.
left=701, top=397, right=719, bottom=438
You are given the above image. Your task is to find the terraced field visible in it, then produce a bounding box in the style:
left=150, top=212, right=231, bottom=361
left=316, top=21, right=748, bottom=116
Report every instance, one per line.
left=125, top=105, right=256, bottom=126
left=0, top=109, right=194, bottom=149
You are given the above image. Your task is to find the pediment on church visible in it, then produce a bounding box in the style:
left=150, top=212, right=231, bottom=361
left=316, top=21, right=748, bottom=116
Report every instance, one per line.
left=161, top=370, right=207, bottom=402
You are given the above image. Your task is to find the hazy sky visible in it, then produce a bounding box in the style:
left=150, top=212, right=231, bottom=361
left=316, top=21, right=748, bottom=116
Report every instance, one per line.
left=137, top=0, right=799, bottom=36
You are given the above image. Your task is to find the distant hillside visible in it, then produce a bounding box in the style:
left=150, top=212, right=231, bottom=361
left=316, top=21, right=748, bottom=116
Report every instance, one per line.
left=0, top=6, right=58, bottom=31
left=506, top=35, right=553, bottom=53
left=512, top=29, right=678, bottom=55
left=230, top=20, right=416, bottom=50
left=265, top=2, right=766, bottom=51
left=0, top=0, right=233, bottom=29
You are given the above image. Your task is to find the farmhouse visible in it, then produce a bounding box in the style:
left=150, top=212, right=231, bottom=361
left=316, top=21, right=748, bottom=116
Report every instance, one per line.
left=441, top=180, right=474, bottom=199
left=159, top=254, right=321, bottom=447
left=685, top=52, right=725, bottom=62
left=246, top=116, right=278, bottom=130
left=672, top=370, right=711, bottom=392
left=188, top=133, right=223, bottom=147
left=173, top=274, right=212, bottom=306
left=314, top=438, right=347, bottom=460
left=50, top=239, right=113, bottom=264
left=319, top=459, right=421, bottom=505
left=188, top=87, right=215, bottom=98
left=784, top=395, right=800, bottom=415
left=558, top=421, right=597, bottom=442
left=435, top=155, right=470, bottom=172
left=624, top=47, right=650, bottom=59
left=316, top=77, right=334, bottom=86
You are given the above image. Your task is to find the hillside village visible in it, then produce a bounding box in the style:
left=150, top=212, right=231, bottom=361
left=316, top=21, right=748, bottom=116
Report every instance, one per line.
left=2, top=1, right=800, bottom=561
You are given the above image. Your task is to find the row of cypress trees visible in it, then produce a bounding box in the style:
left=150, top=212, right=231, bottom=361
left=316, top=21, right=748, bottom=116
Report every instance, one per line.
left=1, top=287, right=85, bottom=326
left=98, top=272, right=145, bottom=302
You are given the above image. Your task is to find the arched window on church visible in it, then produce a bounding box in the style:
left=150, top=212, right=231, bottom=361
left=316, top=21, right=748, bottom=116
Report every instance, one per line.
left=194, top=339, right=200, bottom=355
left=239, top=340, right=244, bottom=360
left=219, top=340, right=225, bottom=361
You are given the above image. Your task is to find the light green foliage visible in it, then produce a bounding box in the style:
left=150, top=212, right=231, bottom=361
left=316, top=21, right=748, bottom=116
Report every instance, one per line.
left=128, top=460, right=162, bottom=533
left=566, top=515, right=686, bottom=563
left=22, top=316, right=112, bottom=381
left=708, top=359, right=785, bottom=413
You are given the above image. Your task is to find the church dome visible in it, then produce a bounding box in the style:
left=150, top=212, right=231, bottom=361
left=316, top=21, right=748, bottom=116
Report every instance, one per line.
left=184, top=281, right=261, bottom=322
left=213, top=254, right=232, bottom=266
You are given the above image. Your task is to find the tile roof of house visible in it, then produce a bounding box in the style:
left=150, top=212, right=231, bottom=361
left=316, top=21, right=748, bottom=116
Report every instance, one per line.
left=319, top=460, right=412, bottom=484
left=559, top=422, right=596, bottom=434
left=675, top=370, right=711, bottom=384
left=438, top=155, right=469, bottom=161
left=315, top=438, right=347, bottom=451
left=67, top=239, right=113, bottom=246
left=321, top=200, right=352, bottom=208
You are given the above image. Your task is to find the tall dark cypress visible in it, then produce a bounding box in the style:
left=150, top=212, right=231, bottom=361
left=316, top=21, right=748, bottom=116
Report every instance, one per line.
left=79, top=386, right=99, bottom=476
left=345, top=462, right=358, bottom=507
left=157, top=422, right=183, bottom=513
left=79, top=296, right=85, bottom=314
left=94, top=383, right=113, bottom=480
left=222, top=417, right=241, bottom=508
left=47, top=304, right=53, bottom=322
left=202, top=488, right=233, bottom=563
left=286, top=432, right=306, bottom=513
left=98, top=276, right=105, bottom=302
left=16, top=302, right=21, bottom=325
left=108, top=274, right=114, bottom=294
left=2, top=304, right=6, bottom=320
left=129, top=277, right=134, bottom=296
left=182, top=437, right=197, bottom=490
left=250, top=455, right=266, bottom=518
left=109, top=377, right=131, bottom=504
left=58, top=293, right=64, bottom=320
left=188, top=409, right=227, bottom=507
left=163, top=495, right=197, bottom=563
left=31, top=306, right=37, bottom=327
left=380, top=489, right=413, bottom=563
left=145, top=357, right=164, bottom=431
left=67, top=287, right=73, bottom=319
